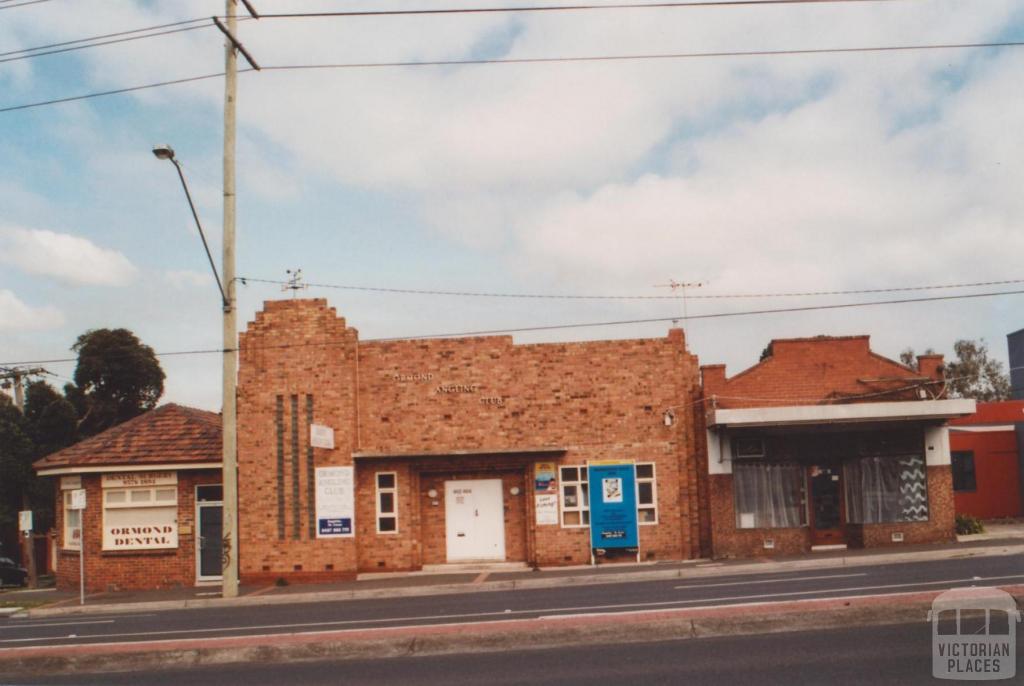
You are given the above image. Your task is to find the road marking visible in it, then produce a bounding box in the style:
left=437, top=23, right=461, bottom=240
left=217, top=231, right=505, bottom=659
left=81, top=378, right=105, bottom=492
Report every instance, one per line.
left=0, top=620, right=115, bottom=630
left=2, top=573, right=1021, bottom=647
left=675, top=572, right=867, bottom=590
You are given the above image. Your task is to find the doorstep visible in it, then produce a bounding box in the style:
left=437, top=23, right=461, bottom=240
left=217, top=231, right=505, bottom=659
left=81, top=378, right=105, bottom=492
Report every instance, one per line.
left=811, top=544, right=848, bottom=552
left=358, top=561, right=529, bottom=580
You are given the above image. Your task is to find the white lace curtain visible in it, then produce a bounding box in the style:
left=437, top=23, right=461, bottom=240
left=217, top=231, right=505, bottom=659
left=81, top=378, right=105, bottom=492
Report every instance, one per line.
left=734, top=462, right=806, bottom=529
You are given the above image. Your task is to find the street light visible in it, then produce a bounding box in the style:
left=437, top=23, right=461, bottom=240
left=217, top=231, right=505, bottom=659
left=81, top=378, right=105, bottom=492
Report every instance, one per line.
left=151, top=145, right=227, bottom=307
left=153, top=143, right=239, bottom=599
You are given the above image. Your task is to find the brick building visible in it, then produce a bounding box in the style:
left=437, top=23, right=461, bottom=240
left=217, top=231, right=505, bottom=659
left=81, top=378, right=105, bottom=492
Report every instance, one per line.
left=237, top=299, right=704, bottom=583
left=949, top=400, right=1024, bottom=520
left=34, top=404, right=223, bottom=592
left=701, top=336, right=973, bottom=557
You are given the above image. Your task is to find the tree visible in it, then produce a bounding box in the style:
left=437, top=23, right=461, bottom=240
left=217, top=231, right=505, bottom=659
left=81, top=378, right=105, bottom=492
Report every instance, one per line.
left=0, top=394, right=34, bottom=558
left=69, top=328, right=165, bottom=437
left=902, top=339, right=1010, bottom=401
left=945, top=339, right=1011, bottom=401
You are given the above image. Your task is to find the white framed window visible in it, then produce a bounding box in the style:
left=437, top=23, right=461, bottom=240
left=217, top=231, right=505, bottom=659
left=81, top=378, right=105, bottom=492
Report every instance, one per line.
left=637, top=463, right=658, bottom=524
left=560, top=466, right=590, bottom=527
left=62, top=490, right=82, bottom=550
left=102, top=485, right=178, bottom=551
left=376, top=472, right=398, bottom=534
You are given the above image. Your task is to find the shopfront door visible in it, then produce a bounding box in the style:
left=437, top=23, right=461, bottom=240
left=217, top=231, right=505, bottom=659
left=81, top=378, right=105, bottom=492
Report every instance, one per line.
left=196, top=501, right=223, bottom=581
left=808, top=464, right=846, bottom=546
left=444, top=479, right=505, bottom=562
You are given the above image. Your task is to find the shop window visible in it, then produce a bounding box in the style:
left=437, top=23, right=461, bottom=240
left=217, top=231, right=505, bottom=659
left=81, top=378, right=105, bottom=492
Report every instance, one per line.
left=560, top=466, right=590, bottom=527
left=951, top=451, right=976, bottom=492
left=733, top=462, right=807, bottom=529
left=376, top=472, right=398, bottom=534
left=637, top=463, right=658, bottom=524
left=62, top=490, right=82, bottom=550
left=845, top=455, right=929, bottom=523
left=102, top=485, right=178, bottom=550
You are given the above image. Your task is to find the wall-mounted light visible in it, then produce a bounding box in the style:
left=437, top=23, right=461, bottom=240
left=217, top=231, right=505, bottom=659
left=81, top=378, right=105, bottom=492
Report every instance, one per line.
left=427, top=488, right=438, bottom=499
left=510, top=486, right=521, bottom=496
left=663, top=410, right=675, bottom=427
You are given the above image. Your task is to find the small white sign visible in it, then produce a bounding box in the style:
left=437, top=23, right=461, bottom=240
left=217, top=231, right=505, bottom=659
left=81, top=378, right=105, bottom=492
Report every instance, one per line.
left=70, top=489, right=87, bottom=510
left=315, top=466, right=354, bottom=537
left=535, top=494, right=559, bottom=525
left=60, top=475, right=81, bottom=490
left=602, top=477, right=623, bottom=503
left=102, top=472, right=176, bottom=488
left=18, top=510, right=32, bottom=532
left=310, top=424, right=335, bottom=450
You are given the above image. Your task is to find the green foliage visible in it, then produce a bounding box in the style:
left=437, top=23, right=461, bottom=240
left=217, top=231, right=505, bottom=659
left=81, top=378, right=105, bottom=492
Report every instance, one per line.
left=945, top=339, right=1011, bottom=402
left=0, top=394, right=35, bottom=535
left=955, top=513, right=985, bottom=535
left=901, top=339, right=1009, bottom=401
left=70, top=328, right=165, bottom=437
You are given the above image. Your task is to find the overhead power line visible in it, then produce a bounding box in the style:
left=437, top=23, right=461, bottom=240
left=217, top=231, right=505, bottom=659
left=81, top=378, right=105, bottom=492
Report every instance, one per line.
left=238, top=276, right=1024, bottom=301
left=4, top=38, right=1021, bottom=114
left=0, top=0, right=55, bottom=10
left=256, top=0, right=904, bottom=19
left=0, top=22, right=213, bottom=65
left=2, top=287, right=1022, bottom=367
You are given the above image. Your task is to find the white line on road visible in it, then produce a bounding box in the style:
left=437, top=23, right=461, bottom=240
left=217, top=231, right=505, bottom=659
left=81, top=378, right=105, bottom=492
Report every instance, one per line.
left=2, top=573, right=1021, bottom=647
left=0, top=620, right=115, bottom=630
left=674, top=573, right=867, bottom=590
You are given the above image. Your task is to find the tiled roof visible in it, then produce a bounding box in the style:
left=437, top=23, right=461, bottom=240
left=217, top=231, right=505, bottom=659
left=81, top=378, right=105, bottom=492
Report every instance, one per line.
left=33, top=403, right=221, bottom=471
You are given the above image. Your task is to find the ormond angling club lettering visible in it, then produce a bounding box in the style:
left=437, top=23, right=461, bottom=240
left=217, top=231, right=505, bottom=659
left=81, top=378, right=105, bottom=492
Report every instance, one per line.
left=106, top=525, right=177, bottom=550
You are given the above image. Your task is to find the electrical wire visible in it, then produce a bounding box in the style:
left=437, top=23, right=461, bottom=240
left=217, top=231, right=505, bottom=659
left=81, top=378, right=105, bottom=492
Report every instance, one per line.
left=6, top=38, right=1020, bottom=114
left=0, top=17, right=211, bottom=58
left=256, top=0, right=905, bottom=19
left=0, top=24, right=213, bottom=65
left=0, top=0, right=54, bottom=10
left=238, top=276, right=1024, bottom=301
left=2, top=287, right=1022, bottom=367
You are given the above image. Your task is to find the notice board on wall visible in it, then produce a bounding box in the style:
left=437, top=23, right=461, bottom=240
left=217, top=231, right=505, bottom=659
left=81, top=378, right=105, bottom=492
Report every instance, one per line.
left=315, top=466, right=354, bottom=537
left=587, top=462, right=638, bottom=549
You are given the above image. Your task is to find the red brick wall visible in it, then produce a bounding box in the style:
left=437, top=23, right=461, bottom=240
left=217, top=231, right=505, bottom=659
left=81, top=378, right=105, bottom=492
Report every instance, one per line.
left=54, top=470, right=221, bottom=593
left=702, top=336, right=944, bottom=410
left=852, top=466, right=956, bottom=547
left=237, top=299, right=704, bottom=580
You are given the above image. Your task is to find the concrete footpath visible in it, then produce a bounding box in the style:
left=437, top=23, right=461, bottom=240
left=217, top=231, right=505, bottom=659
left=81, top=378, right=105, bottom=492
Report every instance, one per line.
left=6, top=537, right=1023, bottom=619
left=3, top=582, right=1023, bottom=679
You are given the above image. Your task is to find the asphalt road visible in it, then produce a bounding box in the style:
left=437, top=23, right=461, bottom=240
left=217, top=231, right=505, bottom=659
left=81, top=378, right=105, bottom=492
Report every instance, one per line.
left=16, top=619, right=1024, bottom=686
left=0, top=552, right=1021, bottom=649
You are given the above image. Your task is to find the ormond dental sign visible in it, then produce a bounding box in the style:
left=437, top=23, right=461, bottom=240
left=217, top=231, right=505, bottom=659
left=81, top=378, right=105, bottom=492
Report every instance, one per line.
left=106, top=525, right=177, bottom=550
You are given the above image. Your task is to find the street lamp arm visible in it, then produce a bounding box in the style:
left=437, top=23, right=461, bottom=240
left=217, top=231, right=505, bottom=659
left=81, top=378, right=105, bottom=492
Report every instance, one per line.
left=170, top=159, right=229, bottom=308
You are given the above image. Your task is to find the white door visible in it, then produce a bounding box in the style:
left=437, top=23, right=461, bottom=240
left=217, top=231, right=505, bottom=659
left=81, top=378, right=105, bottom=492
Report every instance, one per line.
left=445, top=479, right=505, bottom=562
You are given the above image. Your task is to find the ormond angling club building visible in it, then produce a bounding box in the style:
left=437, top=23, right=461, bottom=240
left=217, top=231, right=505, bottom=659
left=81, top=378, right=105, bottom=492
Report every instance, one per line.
left=37, top=298, right=975, bottom=591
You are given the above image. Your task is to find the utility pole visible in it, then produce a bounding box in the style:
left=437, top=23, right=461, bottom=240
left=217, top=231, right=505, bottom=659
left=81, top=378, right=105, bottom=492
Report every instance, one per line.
left=221, top=0, right=240, bottom=599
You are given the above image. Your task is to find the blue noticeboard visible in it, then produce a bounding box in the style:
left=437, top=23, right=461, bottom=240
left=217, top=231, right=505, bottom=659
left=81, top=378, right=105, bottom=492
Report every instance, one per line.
left=588, top=463, right=639, bottom=549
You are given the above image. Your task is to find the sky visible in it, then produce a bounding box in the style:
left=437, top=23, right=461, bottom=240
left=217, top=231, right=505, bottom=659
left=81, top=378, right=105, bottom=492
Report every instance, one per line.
left=1, top=0, right=1022, bottom=411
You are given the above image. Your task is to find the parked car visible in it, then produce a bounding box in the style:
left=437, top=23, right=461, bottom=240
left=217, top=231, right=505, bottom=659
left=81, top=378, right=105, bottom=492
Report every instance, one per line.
left=0, top=557, right=28, bottom=587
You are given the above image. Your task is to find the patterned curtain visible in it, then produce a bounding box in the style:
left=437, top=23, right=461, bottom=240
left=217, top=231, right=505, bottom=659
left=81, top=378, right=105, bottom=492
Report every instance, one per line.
left=845, top=455, right=928, bottom=523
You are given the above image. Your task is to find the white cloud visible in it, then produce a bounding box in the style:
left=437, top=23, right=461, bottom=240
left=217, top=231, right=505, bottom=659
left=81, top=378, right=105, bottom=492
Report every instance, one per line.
left=0, top=227, right=138, bottom=286
left=0, top=290, right=64, bottom=332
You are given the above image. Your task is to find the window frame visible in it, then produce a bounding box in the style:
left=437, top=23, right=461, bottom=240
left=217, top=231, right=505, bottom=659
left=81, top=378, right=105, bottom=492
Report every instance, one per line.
left=951, top=451, right=977, bottom=492
left=636, top=462, right=658, bottom=525
left=101, top=485, right=179, bottom=551
left=62, top=490, right=82, bottom=551
left=375, top=471, right=398, bottom=534
left=559, top=466, right=590, bottom=528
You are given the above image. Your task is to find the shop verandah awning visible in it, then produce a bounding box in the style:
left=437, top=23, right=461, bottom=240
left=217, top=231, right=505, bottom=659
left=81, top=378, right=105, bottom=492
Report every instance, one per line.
left=708, top=398, right=976, bottom=429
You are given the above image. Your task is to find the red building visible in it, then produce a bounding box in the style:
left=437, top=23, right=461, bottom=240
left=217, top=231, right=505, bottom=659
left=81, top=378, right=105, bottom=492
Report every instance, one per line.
left=949, top=401, right=1024, bottom=519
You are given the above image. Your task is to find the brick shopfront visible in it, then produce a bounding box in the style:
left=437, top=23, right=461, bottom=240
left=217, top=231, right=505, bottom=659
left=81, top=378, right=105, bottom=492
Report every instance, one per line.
left=236, top=299, right=706, bottom=583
